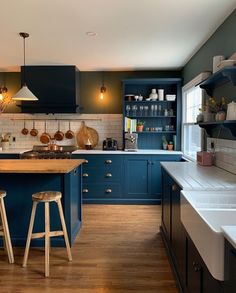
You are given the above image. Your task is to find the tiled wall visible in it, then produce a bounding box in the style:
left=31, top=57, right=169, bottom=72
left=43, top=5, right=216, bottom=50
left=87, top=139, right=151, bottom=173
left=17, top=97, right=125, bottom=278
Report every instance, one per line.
left=0, top=113, right=123, bottom=149
left=207, top=138, right=236, bottom=175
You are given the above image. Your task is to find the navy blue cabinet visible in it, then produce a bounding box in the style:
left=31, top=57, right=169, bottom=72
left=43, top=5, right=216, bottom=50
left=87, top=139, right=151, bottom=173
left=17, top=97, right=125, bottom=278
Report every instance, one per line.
left=73, top=153, right=181, bottom=204
left=224, top=240, right=236, bottom=292
left=122, top=78, right=182, bottom=150
left=161, top=167, right=223, bottom=293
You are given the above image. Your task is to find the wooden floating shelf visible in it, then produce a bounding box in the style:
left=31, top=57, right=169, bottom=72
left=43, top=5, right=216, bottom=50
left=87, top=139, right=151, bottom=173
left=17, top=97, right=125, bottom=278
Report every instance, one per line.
left=197, top=120, right=236, bottom=137
left=124, top=100, right=176, bottom=103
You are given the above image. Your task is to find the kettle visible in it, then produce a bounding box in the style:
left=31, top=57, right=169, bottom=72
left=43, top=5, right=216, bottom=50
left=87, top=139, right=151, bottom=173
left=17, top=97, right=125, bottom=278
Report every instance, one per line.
left=226, top=102, right=236, bottom=120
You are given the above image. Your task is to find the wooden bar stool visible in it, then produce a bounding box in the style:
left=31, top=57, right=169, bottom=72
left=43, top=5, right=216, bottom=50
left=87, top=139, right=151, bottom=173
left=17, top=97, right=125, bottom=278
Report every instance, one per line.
left=0, top=190, right=14, bottom=264
left=23, top=191, right=72, bottom=277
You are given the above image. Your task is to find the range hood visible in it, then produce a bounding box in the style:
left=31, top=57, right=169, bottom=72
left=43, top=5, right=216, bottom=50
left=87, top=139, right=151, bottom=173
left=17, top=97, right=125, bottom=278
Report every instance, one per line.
left=20, top=66, right=80, bottom=113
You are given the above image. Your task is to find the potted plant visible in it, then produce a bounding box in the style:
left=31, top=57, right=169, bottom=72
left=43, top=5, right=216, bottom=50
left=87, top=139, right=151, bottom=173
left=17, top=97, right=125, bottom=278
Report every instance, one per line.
left=167, top=141, right=174, bottom=151
left=203, top=96, right=228, bottom=122
left=136, top=121, right=144, bottom=132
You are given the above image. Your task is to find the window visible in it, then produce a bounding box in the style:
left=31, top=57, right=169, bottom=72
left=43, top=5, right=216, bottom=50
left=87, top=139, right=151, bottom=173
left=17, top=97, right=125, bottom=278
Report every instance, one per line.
left=182, top=73, right=209, bottom=161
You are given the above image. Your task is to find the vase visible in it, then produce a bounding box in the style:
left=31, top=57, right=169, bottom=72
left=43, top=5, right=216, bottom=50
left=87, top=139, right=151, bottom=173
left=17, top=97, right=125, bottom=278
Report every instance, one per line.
left=217, top=111, right=226, bottom=121
left=203, top=111, right=215, bottom=122
left=149, top=89, right=158, bottom=101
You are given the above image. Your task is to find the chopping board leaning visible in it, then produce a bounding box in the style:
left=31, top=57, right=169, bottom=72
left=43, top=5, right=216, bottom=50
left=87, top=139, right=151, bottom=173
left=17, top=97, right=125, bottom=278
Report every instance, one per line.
left=76, top=121, right=99, bottom=149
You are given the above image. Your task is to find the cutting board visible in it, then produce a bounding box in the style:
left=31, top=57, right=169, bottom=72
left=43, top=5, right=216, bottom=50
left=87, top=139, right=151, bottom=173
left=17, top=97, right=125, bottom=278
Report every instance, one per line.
left=76, top=121, right=99, bottom=149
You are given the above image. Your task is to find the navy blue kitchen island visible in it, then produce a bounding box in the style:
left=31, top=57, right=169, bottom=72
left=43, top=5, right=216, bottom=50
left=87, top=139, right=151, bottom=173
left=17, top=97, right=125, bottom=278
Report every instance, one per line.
left=0, top=159, right=84, bottom=247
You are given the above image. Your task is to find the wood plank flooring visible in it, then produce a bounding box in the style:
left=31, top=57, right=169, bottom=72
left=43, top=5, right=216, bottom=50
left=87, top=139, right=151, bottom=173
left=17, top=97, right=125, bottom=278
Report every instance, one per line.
left=0, top=205, right=178, bottom=293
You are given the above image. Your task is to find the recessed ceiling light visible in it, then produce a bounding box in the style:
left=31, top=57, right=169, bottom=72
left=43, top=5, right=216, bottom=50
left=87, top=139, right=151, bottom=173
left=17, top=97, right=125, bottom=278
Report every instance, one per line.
left=86, top=31, right=98, bottom=37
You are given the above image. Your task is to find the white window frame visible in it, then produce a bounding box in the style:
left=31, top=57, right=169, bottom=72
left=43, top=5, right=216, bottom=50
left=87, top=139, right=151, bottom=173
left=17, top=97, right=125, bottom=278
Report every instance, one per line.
left=181, top=72, right=210, bottom=161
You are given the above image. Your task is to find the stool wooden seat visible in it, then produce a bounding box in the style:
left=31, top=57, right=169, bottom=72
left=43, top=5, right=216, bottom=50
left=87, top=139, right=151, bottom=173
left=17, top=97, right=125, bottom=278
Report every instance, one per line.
left=23, top=191, right=72, bottom=277
left=0, top=190, right=14, bottom=264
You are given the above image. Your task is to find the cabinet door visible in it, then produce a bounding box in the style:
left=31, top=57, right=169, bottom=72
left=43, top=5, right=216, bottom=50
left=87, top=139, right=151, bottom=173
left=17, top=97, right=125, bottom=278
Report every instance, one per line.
left=187, top=237, right=203, bottom=293
left=161, top=170, right=172, bottom=241
left=150, top=155, right=182, bottom=200
left=149, top=158, right=161, bottom=199
left=224, top=241, right=236, bottom=293
left=124, top=156, right=149, bottom=198
left=171, top=182, right=186, bottom=284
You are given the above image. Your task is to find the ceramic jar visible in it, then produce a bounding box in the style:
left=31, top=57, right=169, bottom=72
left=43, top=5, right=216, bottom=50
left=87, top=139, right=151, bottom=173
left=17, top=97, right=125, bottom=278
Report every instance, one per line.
left=149, top=89, right=158, bottom=101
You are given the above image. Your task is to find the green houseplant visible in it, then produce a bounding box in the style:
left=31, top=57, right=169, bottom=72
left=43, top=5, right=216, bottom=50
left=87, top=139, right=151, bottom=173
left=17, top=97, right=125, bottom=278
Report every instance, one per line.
left=136, top=120, right=144, bottom=132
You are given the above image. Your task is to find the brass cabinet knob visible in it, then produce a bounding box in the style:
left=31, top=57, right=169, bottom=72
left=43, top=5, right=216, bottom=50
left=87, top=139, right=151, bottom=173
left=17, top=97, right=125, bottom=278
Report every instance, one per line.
left=172, top=184, right=177, bottom=192
left=82, top=189, right=89, bottom=193
left=84, top=160, right=89, bottom=164
left=106, top=188, right=112, bottom=193
left=83, top=173, right=89, bottom=177
left=106, top=173, right=112, bottom=178
left=105, top=160, right=112, bottom=164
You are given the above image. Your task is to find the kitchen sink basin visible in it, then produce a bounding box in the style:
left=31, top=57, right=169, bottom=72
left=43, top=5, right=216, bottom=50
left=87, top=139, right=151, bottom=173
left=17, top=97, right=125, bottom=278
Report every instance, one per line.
left=182, top=190, right=236, bottom=209
left=181, top=190, right=236, bottom=281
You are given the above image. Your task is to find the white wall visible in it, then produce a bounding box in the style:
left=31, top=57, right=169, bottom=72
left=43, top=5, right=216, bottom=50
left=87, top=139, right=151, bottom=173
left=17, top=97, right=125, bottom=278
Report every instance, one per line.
left=207, top=138, right=236, bottom=175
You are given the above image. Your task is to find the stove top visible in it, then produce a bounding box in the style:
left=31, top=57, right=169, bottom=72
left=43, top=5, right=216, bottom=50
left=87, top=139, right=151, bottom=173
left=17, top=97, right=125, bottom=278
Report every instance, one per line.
left=20, top=150, right=72, bottom=159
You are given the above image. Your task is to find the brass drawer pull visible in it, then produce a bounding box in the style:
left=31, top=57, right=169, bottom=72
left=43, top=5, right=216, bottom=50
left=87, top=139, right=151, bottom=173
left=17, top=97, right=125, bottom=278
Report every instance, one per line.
left=83, top=173, right=89, bottom=177
left=172, top=184, right=177, bottom=192
left=106, top=173, right=112, bottom=178
left=84, top=160, right=89, bottom=164
left=106, top=188, right=112, bottom=193
left=82, top=189, right=89, bottom=193
left=105, top=160, right=112, bottom=164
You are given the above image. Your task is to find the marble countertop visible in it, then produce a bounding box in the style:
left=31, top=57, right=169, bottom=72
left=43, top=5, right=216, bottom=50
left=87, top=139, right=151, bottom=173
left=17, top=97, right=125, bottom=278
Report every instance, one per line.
left=161, top=161, right=236, bottom=190
left=0, top=148, right=32, bottom=154
left=72, top=149, right=183, bottom=155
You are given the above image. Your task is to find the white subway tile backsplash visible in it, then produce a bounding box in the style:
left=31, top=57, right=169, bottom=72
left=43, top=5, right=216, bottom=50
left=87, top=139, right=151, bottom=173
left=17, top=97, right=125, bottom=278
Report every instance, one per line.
left=0, top=113, right=123, bottom=150
left=207, top=138, right=236, bottom=175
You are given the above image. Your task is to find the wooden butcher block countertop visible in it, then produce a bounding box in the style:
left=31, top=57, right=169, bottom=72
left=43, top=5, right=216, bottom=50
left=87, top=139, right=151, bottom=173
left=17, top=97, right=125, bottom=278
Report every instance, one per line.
left=0, top=159, right=85, bottom=173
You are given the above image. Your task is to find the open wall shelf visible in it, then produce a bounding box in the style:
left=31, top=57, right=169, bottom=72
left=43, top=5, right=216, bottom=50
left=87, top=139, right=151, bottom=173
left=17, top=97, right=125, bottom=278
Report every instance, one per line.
left=199, top=66, right=236, bottom=96
left=197, top=120, right=236, bottom=137
left=122, top=78, right=182, bottom=150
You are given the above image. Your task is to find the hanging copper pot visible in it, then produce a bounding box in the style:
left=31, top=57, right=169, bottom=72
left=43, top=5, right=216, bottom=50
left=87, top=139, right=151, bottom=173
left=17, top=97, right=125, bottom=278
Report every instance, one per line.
left=21, top=120, right=29, bottom=135
left=30, top=121, right=38, bottom=137
left=40, top=122, right=51, bottom=144
left=54, top=121, right=64, bottom=141
left=65, top=121, right=74, bottom=139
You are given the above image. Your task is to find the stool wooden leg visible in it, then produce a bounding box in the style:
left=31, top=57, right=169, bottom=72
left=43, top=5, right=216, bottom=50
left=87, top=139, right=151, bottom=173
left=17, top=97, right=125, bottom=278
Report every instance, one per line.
left=23, top=201, right=38, bottom=267
left=0, top=197, right=14, bottom=264
left=57, top=199, right=72, bottom=261
left=45, top=202, right=50, bottom=277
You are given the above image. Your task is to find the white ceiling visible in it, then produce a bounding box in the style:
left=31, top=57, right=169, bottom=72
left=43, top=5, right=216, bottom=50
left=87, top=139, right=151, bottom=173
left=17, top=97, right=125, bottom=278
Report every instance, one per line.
left=0, top=0, right=235, bottom=71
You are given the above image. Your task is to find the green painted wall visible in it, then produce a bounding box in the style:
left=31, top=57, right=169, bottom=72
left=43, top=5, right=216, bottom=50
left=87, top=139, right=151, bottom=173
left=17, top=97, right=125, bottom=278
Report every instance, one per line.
left=1, top=70, right=181, bottom=113
left=80, top=70, right=181, bottom=114
left=182, top=9, right=236, bottom=85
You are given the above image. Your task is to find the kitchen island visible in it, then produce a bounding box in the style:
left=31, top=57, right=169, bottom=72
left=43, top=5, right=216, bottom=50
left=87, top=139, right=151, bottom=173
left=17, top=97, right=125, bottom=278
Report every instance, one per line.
left=0, top=159, right=84, bottom=247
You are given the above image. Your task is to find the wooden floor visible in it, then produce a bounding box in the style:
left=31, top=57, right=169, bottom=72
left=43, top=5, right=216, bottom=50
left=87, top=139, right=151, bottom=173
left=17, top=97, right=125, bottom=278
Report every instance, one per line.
left=0, top=205, right=178, bottom=293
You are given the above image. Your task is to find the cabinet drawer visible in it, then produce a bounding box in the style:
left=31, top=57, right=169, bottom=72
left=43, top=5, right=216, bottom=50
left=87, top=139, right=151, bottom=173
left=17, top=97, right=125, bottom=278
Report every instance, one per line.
left=75, top=155, right=122, bottom=167
left=82, top=183, right=122, bottom=198
left=82, top=166, right=121, bottom=182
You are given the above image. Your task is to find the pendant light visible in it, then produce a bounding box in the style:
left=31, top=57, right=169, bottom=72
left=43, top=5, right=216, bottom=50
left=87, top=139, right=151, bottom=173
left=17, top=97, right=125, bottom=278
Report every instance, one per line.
left=100, top=71, right=106, bottom=100
left=12, top=32, right=38, bottom=101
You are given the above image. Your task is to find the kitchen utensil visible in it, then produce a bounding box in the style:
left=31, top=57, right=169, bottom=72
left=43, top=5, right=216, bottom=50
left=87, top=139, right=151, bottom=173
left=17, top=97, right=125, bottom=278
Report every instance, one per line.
left=21, top=121, right=29, bottom=135
left=54, top=121, right=64, bottom=141
left=40, top=122, right=51, bottom=144
left=76, top=121, right=99, bottom=149
left=65, top=122, right=75, bottom=139
left=30, top=121, right=38, bottom=137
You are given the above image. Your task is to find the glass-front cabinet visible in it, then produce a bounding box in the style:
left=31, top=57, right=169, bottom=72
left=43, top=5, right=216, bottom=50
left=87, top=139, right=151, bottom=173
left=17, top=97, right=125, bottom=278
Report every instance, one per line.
left=122, top=78, right=182, bottom=150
